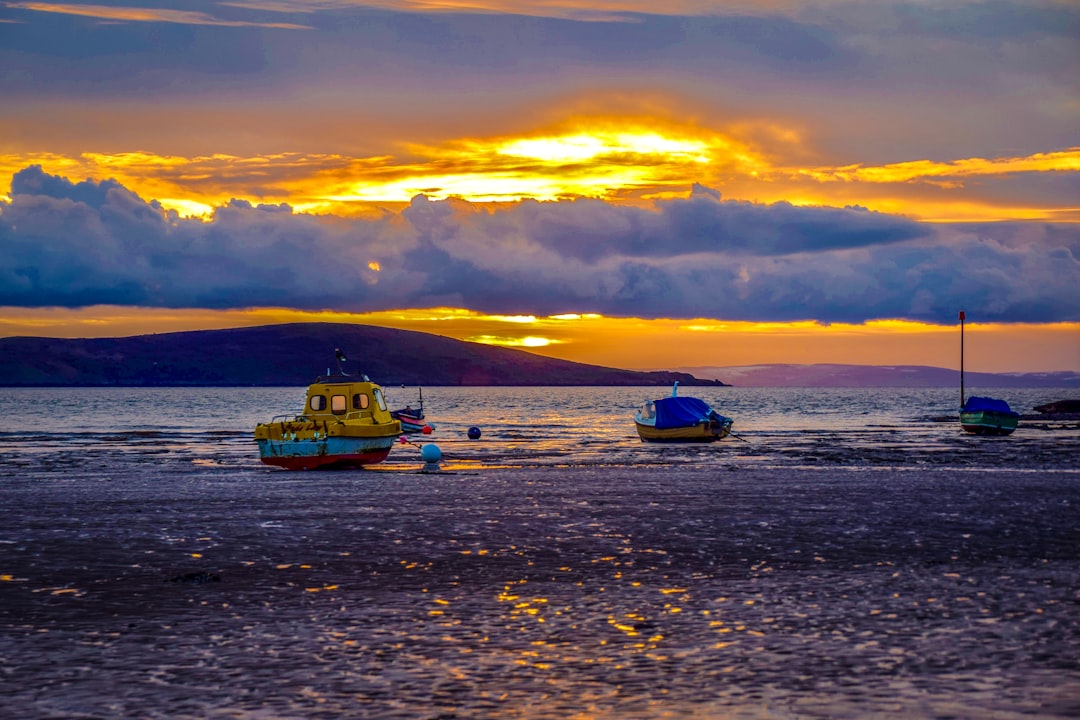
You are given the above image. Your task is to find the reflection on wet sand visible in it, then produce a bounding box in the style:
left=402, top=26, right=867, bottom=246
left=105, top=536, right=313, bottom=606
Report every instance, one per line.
left=1, top=462, right=1078, bottom=719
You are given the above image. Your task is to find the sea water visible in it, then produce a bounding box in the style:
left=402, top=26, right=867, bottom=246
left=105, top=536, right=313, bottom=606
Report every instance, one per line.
left=0, top=385, right=1076, bottom=472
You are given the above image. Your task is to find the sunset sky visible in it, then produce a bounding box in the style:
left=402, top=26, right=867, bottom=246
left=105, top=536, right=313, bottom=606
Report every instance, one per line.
left=1, top=0, right=1078, bottom=374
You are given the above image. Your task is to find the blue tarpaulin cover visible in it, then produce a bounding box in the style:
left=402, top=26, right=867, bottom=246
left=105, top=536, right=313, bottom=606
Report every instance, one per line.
left=654, top=396, right=715, bottom=430
left=962, top=396, right=1018, bottom=416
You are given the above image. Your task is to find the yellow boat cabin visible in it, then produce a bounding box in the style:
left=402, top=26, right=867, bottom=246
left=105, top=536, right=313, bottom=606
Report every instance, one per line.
left=254, top=373, right=403, bottom=470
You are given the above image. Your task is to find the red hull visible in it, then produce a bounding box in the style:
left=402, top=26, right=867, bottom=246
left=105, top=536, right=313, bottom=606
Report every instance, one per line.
left=259, top=448, right=392, bottom=471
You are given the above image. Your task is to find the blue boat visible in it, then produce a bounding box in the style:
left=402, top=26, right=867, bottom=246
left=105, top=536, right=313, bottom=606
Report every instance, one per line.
left=634, top=383, right=733, bottom=442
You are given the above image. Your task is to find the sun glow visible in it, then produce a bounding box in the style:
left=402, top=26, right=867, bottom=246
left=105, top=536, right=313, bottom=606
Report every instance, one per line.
left=499, top=132, right=709, bottom=163
left=2, top=122, right=1077, bottom=221
left=468, top=335, right=559, bottom=348
left=158, top=198, right=215, bottom=218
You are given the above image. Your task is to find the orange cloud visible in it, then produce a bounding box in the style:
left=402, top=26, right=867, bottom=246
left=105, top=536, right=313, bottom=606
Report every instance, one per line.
left=4, top=1, right=312, bottom=28
left=221, top=0, right=802, bottom=21
left=799, top=146, right=1080, bottom=184
left=798, top=148, right=1080, bottom=184
left=2, top=118, right=1077, bottom=222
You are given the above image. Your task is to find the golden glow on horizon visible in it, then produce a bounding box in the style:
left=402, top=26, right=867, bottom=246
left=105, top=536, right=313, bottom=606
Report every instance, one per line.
left=1, top=122, right=1077, bottom=221
left=0, top=306, right=1075, bottom=373
left=490, top=315, right=539, bottom=324
left=683, top=319, right=959, bottom=335
left=468, top=334, right=559, bottom=348
left=550, top=313, right=602, bottom=320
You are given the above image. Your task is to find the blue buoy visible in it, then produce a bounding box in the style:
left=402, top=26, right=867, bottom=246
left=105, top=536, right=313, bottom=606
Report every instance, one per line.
left=420, top=443, right=442, bottom=472
left=467, top=426, right=481, bottom=440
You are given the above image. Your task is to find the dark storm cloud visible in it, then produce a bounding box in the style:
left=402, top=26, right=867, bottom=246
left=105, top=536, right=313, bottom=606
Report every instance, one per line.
left=467, top=186, right=928, bottom=264
left=2, top=166, right=1077, bottom=323
left=0, top=166, right=399, bottom=310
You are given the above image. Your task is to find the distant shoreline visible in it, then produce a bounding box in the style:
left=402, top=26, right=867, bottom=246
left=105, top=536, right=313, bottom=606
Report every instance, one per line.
left=676, top=363, right=1080, bottom=389
left=3, top=323, right=1075, bottom=388
left=2, top=383, right=1077, bottom=392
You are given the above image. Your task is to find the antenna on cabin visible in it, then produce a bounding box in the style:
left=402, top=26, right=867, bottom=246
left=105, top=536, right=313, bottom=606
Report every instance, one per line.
left=335, top=348, right=348, bottom=376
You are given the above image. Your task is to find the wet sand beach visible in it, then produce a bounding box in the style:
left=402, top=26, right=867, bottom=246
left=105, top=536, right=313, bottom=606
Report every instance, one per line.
left=2, top=462, right=1078, bottom=719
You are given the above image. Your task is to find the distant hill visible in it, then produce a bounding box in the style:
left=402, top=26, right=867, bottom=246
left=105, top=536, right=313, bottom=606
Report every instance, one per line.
left=677, top=363, right=1080, bottom=388
left=0, top=323, right=726, bottom=387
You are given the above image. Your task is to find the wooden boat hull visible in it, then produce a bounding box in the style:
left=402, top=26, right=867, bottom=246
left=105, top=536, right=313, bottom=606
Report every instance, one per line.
left=255, top=409, right=402, bottom=471
left=634, top=387, right=733, bottom=443
left=635, top=420, right=731, bottom=443
left=256, top=434, right=397, bottom=470
left=960, top=410, right=1019, bottom=436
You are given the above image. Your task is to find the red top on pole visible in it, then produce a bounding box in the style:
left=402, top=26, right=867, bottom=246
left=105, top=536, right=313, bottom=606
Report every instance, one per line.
left=959, top=310, right=965, bottom=321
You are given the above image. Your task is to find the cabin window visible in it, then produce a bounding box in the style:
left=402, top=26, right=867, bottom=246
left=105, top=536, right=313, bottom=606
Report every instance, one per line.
left=353, top=393, right=369, bottom=410
left=331, top=394, right=347, bottom=415
left=373, top=388, right=388, bottom=411
left=310, top=395, right=326, bottom=411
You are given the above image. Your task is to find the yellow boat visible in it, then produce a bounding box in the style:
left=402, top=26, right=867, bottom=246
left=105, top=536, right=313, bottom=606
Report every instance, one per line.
left=634, top=383, right=733, bottom=443
left=254, top=352, right=402, bottom=470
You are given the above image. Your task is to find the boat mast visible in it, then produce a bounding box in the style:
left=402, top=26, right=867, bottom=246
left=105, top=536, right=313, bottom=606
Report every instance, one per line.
left=959, top=310, right=965, bottom=410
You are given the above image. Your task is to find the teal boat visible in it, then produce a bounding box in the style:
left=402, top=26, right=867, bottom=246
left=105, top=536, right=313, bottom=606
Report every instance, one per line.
left=960, top=395, right=1019, bottom=435
left=958, top=311, right=1018, bottom=436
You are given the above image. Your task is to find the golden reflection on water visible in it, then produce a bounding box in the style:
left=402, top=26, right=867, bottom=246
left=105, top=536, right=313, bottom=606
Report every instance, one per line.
left=482, top=557, right=786, bottom=683
left=304, top=584, right=338, bottom=593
